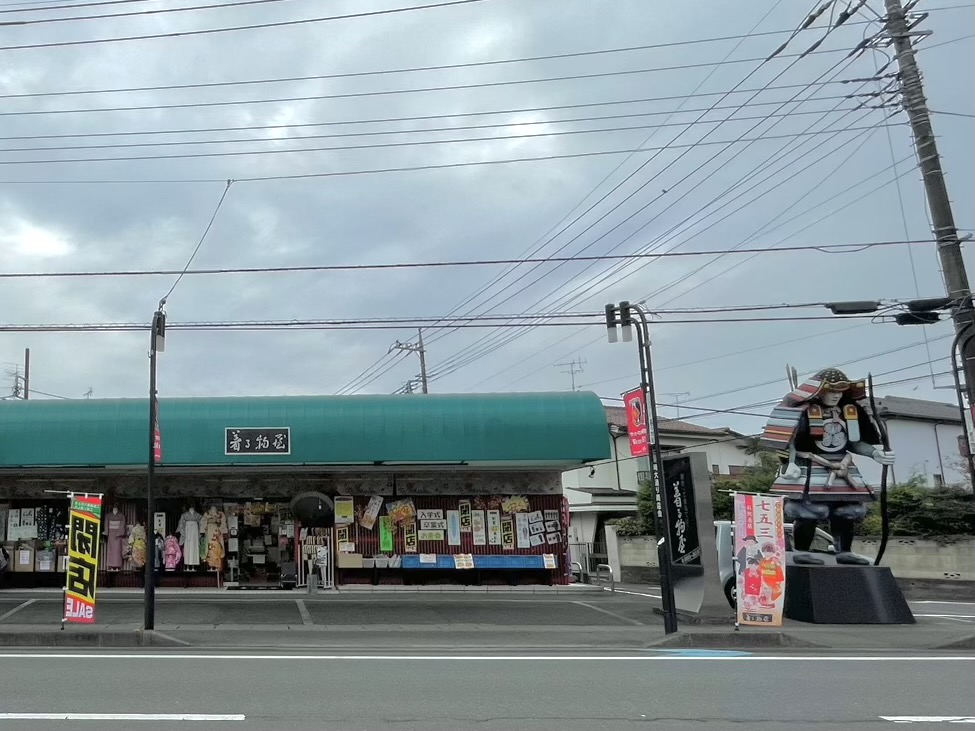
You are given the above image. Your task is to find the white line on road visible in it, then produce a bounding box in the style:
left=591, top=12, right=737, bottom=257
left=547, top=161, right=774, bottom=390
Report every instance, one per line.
left=295, top=599, right=313, bottom=625
left=880, top=717, right=975, bottom=724
left=0, top=714, right=244, bottom=721
left=914, top=614, right=975, bottom=622
left=603, top=587, right=662, bottom=599
left=0, top=599, right=36, bottom=622
left=571, top=600, right=644, bottom=626
left=913, top=601, right=975, bottom=606
left=0, top=653, right=972, bottom=661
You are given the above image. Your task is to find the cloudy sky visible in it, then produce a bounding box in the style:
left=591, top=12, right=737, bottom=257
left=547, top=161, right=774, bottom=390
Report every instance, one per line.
left=0, top=0, right=972, bottom=435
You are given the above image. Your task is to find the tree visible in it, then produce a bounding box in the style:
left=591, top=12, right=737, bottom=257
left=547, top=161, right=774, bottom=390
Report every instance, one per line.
left=711, top=451, right=780, bottom=522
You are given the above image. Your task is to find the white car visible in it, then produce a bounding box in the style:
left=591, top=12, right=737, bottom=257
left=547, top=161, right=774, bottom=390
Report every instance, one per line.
left=714, top=520, right=835, bottom=608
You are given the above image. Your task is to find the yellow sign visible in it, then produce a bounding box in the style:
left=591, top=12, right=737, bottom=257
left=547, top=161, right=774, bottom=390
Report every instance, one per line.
left=64, top=495, right=102, bottom=624
left=334, top=496, right=354, bottom=526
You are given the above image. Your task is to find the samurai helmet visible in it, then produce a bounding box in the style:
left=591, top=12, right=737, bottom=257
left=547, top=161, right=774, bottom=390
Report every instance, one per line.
left=784, top=367, right=867, bottom=405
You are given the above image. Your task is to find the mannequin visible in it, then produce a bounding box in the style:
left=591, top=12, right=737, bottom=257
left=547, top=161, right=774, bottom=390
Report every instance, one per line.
left=164, top=533, right=182, bottom=571
left=127, top=522, right=147, bottom=568
left=201, top=505, right=228, bottom=571
left=104, top=506, right=126, bottom=571
left=177, top=506, right=202, bottom=568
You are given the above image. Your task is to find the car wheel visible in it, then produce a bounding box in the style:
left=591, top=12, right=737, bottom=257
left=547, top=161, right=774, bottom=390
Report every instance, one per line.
left=723, top=577, right=736, bottom=609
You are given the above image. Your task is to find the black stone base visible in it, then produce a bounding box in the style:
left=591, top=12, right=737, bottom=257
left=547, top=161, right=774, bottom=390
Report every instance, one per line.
left=784, top=564, right=915, bottom=624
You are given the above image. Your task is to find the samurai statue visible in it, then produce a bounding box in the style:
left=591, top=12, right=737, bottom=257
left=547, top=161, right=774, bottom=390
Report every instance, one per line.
left=760, top=368, right=895, bottom=566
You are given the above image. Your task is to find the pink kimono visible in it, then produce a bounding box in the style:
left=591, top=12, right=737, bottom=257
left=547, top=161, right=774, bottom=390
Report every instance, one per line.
left=163, top=535, right=182, bottom=570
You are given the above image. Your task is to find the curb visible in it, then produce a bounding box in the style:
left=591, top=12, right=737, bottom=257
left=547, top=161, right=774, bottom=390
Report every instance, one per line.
left=933, top=634, right=975, bottom=650
left=0, top=630, right=187, bottom=648
left=646, top=631, right=823, bottom=649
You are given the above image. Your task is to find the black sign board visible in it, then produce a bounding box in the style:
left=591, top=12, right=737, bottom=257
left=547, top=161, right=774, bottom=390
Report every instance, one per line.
left=225, top=427, right=290, bottom=455
left=664, top=456, right=701, bottom=566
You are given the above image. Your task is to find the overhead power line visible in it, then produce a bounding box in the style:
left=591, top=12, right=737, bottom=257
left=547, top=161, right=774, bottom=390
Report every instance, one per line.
left=0, top=0, right=298, bottom=25
left=0, top=0, right=152, bottom=13
left=0, top=239, right=940, bottom=280
left=0, top=53, right=851, bottom=118
left=0, top=0, right=495, bottom=52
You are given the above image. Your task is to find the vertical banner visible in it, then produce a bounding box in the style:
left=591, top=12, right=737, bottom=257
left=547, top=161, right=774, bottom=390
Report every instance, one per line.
left=403, top=521, right=418, bottom=553
left=359, top=496, right=383, bottom=530
left=471, top=510, right=486, bottom=546
left=665, top=456, right=701, bottom=566
left=734, top=494, right=786, bottom=627
left=153, top=398, right=162, bottom=463
left=486, top=510, right=501, bottom=546
left=334, top=496, right=354, bottom=526
left=446, top=510, right=461, bottom=546
left=458, top=500, right=472, bottom=533
left=623, top=387, right=649, bottom=457
left=379, top=516, right=394, bottom=553
left=514, top=513, right=531, bottom=549
left=64, top=494, right=103, bottom=624
left=500, top=516, right=514, bottom=550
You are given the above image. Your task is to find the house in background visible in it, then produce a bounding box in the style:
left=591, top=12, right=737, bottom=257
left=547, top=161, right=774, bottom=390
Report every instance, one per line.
left=562, top=405, right=756, bottom=553
left=856, top=395, right=969, bottom=488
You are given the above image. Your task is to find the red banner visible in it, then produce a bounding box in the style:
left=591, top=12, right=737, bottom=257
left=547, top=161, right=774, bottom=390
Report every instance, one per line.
left=623, top=388, right=649, bottom=457
left=153, top=398, right=162, bottom=463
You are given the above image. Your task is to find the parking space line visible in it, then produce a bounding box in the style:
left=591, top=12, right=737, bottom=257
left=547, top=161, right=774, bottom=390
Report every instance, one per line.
left=571, top=600, right=644, bottom=626
left=295, top=599, right=313, bottom=625
left=0, top=599, right=36, bottom=622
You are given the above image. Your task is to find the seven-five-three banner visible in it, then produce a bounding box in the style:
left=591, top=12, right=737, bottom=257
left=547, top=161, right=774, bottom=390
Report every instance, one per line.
left=64, top=495, right=103, bottom=624
left=734, top=493, right=786, bottom=627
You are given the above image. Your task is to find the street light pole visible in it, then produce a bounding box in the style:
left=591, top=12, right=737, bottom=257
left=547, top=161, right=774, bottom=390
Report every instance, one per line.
left=144, top=308, right=165, bottom=631
left=606, top=301, right=679, bottom=634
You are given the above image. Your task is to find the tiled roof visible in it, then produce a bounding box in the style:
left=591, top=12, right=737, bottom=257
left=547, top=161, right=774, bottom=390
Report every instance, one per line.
left=877, top=395, right=963, bottom=424
left=604, top=405, right=735, bottom=437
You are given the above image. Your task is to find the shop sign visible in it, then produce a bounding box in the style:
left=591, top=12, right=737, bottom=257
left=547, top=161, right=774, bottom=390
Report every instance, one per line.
left=379, top=516, right=394, bottom=553
left=418, top=530, right=444, bottom=542
left=664, top=457, right=701, bottom=566
left=487, top=510, right=501, bottom=545
left=386, top=498, right=417, bottom=525
left=359, top=496, right=383, bottom=530
left=225, top=427, right=290, bottom=455
left=515, top=513, right=531, bottom=549
left=420, top=519, right=447, bottom=530
left=64, top=494, right=103, bottom=625
left=500, top=516, right=514, bottom=550
left=458, top=500, right=472, bottom=532
left=403, top=521, right=418, bottom=553
left=446, top=510, right=461, bottom=546
left=734, top=493, right=786, bottom=627
left=623, top=388, right=650, bottom=457
left=334, top=497, right=355, bottom=526
left=417, top=509, right=443, bottom=521
left=153, top=397, right=162, bottom=463
left=471, top=510, right=486, bottom=546
left=453, top=554, right=474, bottom=569
left=336, top=526, right=350, bottom=545
left=543, top=554, right=557, bottom=569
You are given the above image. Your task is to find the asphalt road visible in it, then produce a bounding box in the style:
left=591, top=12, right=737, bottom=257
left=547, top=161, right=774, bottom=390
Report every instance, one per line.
left=0, top=649, right=972, bottom=730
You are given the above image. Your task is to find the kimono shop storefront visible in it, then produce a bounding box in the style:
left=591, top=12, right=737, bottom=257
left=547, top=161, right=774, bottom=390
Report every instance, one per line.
left=0, top=392, right=609, bottom=590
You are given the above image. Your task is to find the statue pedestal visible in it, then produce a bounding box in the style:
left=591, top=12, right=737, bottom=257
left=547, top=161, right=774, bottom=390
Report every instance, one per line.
left=784, top=564, right=915, bottom=624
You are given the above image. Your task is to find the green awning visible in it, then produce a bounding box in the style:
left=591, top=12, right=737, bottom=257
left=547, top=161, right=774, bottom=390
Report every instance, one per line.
left=0, top=392, right=609, bottom=469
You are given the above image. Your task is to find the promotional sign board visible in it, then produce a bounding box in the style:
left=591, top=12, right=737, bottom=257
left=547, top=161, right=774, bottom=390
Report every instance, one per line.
left=64, top=495, right=103, bottom=624
left=334, top=497, right=354, bottom=526
left=734, top=493, right=786, bottom=627
left=623, top=388, right=649, bottom=457
left=665, top=457, right=701, bottom=566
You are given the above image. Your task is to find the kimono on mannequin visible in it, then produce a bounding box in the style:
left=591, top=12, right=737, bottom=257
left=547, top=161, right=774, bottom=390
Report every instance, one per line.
left=104, top=507, right=127, bottom=570
left=177, top=508, right=202, bottom=566
left=760, top=367, right=895, bottom=565
left=201, top=506, right=228, bottom=570
left=164, top=535, right=182, bottom=570
left=128, top=523, right=147, bottom=568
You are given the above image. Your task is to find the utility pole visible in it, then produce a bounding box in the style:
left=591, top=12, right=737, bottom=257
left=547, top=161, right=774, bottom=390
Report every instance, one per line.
left=389, top=330, right=429, bottom=393
left=23, top=348, right=29, bottom=400
left=884, top=0, right=975, bottom=405
left=555, top=358, right=586, bottom=391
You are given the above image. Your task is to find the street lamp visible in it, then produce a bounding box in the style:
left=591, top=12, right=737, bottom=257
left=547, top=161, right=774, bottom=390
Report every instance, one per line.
left=144, top=306, right=166, bottom=631
left=605, top=300, right=678, bottom=634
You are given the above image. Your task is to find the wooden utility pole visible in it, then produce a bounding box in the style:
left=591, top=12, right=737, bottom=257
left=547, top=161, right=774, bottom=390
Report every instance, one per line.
left=884, top=0, right=975, bottom=404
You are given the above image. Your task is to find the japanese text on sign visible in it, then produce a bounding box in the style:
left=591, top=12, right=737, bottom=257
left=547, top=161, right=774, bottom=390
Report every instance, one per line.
left=64, top=495, right=103, bottom=624
left=225, top=427, right=290, bottom=455
left=734, top=493, right=786, bottom=627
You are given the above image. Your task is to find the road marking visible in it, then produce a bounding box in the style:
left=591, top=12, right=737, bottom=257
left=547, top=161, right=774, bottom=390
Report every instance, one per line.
left=295, top=599, right=313, bottom=625
left=0, top=653, right=972, bottom=661
left=0, top=599, right=36, bottom=623
left=913, top=601, right=975, bottom=606
left=914, top=614, right=975, bottom=623
left=571, top=600, right=644, bottom=626
left=603, top=587, right=662, bottom=599
left=880, top=717, right=975, bottom=724
left=0, top=714, right=244, bottom=721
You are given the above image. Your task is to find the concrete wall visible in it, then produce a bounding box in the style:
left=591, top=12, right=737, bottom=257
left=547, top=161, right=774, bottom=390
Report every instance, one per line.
left=615, top=535, right=975, bottom=581
left=855, top=418, right=966, bottom=488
